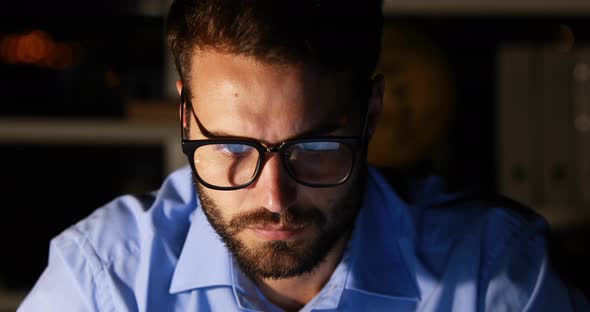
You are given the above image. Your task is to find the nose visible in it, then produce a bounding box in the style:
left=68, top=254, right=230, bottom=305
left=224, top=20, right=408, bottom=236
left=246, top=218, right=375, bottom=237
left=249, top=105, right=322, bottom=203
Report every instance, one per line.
left=253, top=152, right=297, bottom=213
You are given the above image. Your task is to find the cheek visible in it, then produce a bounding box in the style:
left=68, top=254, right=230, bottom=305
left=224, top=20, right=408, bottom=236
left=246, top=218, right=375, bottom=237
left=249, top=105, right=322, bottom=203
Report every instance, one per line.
left=203, top=173, right=361, bottom=220
left=300, top=183, right=356, bottom=216
left=204, top=188, right=251, bottom=221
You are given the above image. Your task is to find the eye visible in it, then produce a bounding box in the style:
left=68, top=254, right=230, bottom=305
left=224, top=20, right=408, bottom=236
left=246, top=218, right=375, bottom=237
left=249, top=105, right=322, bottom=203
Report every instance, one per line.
left=299, top=142, right=341, bottom=152
left=216, top=144, right=251, bottom=156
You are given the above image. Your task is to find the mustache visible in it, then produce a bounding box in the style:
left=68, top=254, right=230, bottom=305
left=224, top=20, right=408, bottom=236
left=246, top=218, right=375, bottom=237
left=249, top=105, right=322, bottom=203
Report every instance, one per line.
left=228, top=207, right=326, bottom=233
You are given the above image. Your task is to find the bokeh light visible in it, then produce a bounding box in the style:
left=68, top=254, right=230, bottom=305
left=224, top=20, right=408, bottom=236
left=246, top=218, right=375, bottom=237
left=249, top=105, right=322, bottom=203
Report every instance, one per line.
left=0, top=30, right=81, bottom=69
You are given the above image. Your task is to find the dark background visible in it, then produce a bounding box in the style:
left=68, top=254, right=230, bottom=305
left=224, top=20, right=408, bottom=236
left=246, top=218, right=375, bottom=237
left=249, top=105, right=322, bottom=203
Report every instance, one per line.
left=0, top=0, right=588, bottom=308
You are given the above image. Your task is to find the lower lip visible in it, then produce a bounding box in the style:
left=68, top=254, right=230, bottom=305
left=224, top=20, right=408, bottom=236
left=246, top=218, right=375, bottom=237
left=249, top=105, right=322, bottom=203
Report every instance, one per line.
left=250, top=227, right=305, bottom=240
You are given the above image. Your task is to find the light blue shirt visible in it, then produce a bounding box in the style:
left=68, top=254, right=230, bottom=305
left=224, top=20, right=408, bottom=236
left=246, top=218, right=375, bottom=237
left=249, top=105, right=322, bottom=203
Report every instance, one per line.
left=19, top=166, right=588, bottom=311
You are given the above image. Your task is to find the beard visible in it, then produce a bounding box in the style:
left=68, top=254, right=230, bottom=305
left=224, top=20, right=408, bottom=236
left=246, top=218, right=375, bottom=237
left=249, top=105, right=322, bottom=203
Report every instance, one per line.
left=194, top=175, right=363, bottom=281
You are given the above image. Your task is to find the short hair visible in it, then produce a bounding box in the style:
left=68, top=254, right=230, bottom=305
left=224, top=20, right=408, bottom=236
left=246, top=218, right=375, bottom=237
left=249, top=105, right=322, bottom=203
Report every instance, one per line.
left=166, top=0, right=383, bottom=88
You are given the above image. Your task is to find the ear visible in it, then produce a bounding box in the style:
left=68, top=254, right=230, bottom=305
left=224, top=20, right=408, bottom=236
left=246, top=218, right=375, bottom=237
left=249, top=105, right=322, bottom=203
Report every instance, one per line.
left=366, top=74, right=384, bottom=141
left=176, top=79, right=183, bottom=96
left=177, top=79, right=184, bottom=122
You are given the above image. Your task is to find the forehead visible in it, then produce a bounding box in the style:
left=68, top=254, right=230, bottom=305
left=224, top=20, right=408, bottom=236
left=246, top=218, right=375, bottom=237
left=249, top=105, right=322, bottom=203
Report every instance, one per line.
left=187, top=49, right=358, bottom=143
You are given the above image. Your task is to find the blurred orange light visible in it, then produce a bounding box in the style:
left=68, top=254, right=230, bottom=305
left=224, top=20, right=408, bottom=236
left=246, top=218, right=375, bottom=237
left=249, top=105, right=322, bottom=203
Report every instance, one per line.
left=0, top=37, right=10, bottom=62
left=0, top=30, right=81, bottom=69
left=17, top=31, right=50, bottom=63
left=0, top=35, right=19, bottom=64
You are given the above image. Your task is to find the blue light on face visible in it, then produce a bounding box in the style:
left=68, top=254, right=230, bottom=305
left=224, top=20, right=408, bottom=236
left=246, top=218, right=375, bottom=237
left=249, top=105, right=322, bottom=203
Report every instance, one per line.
left=217, top=144, right=251, bottom=156
left=299, top=142, right=340, bottom=152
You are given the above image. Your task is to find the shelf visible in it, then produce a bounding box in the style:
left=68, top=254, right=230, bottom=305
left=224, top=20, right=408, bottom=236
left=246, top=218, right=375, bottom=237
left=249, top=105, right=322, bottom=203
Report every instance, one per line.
left=0, top=118, right=185, bottom=174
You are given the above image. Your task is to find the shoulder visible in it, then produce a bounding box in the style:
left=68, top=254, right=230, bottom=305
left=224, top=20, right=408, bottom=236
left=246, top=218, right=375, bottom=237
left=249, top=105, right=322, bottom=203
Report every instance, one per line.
left=52, top=193, right=151, bottom=271
left=374, top=166, right=548, bottom=274
left=372, top=167, right=587, bottom=310
left=374, top=166, right=545, bottom=236
left=20, top=167, right=196, bottom=311
left=50, top=166, right=195, bottom=275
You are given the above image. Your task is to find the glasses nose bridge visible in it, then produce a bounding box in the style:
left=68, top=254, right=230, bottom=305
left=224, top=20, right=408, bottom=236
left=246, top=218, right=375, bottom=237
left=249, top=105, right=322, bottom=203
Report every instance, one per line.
left=258, top=142, right=289, bottom=171
left=256, top=142, right=291, bottom=185
left=261, top=142, right=286, bottom=154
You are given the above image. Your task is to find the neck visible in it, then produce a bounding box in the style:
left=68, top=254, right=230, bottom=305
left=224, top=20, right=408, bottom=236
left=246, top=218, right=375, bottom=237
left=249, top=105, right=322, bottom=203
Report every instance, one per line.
left=255, top=235, right=349, bottom=312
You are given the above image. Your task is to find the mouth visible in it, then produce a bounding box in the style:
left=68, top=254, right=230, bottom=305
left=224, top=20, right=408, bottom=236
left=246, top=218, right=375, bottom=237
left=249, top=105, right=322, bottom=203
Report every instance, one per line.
left=248, top=225, right=307, bottom=240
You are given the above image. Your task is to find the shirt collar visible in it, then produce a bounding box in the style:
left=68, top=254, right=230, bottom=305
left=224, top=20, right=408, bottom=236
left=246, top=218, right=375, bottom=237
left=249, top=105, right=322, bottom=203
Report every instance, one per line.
left=343, top=166, right=420, bottom=301
left=169, top=166, right=420, bottom=302
left=169, top=199, right=233, bottom=293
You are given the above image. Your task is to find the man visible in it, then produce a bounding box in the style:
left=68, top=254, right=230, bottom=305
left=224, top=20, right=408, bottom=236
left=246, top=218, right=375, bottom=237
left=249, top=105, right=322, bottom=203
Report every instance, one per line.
left=19, top=1, right=587, bottom=311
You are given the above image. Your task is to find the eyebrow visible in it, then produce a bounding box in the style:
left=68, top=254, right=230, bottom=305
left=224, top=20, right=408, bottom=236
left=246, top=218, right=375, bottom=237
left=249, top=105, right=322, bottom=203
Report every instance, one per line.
left=186, top=90, right=354, bottom=141
left=289, top=121, right=347, bottom=139
left=204, top=121, right=346, bottom=141
left=192, top=108, right=348, bottom=142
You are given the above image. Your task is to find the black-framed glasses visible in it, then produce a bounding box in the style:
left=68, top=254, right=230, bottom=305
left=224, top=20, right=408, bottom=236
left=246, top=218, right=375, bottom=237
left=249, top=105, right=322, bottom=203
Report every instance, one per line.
left=180, top=89, right=368, bottom=190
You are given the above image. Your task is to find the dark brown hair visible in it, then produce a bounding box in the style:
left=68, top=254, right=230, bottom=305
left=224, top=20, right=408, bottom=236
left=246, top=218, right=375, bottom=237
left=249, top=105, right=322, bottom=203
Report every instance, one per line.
left=166, top=0, right=383, bottom=88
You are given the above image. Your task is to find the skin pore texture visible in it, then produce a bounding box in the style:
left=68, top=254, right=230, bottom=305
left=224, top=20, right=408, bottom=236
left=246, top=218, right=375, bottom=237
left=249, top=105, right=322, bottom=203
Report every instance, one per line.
left=177, top=49, right=383, bottom=311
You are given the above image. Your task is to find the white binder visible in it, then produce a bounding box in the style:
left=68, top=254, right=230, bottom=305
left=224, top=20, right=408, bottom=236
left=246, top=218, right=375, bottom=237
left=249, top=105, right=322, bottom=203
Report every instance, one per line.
left=497, top=46, right=536, bottom=207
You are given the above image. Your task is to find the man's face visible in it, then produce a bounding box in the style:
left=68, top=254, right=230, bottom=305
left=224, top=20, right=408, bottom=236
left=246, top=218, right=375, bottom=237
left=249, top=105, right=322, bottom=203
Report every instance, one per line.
left=183, top=49, right=380, bottom=280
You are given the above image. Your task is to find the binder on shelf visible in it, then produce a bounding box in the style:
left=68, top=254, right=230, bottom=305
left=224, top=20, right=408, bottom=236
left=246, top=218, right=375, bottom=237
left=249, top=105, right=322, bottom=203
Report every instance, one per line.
left=498, top=44, right=590, bottom=226
left=540, top=49, right=575, bottom=213
left=497, top=46, right=536, bottom=208
left=573, top=47, right=590, bottom=214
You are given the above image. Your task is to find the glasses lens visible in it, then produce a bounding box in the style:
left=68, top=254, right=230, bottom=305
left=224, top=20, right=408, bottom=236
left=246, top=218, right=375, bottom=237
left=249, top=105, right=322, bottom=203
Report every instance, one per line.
left=285, top=141, right=353, bottom=185
left=193, top=143, right=258, bottom=188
